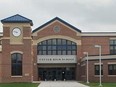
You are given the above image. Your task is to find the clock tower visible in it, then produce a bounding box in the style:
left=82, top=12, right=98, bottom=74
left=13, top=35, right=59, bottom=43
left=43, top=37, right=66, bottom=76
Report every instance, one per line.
left=1, top=14, right=33, bottom=82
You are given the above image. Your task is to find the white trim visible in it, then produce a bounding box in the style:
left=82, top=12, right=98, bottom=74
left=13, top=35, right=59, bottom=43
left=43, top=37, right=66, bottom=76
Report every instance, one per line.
left=94, top=63, right=103, bottom=65
left=82, top=32, right=116, bottom=36
left=109, top=38, right=116, bottom=40
left=82, top=55, right=116, bottom=61
left=108, top=62, right=116, bottom=64
left=108, top=75, right=116, bottom=77
left=11, top=51, right=23, bottom=54
left=94, top=75, right=103, bottom=77
left=11, top=76, right=23, bottom=77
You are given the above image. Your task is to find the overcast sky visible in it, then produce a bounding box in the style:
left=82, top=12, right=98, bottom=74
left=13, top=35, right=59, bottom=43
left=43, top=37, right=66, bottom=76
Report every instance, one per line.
left=0, top=0, right=116, bottom=32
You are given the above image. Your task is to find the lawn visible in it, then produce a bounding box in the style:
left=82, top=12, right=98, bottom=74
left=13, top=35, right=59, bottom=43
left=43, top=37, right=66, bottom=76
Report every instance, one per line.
left=82, top=82, right=116, bottom=87
left=0, top=83, right=39, bottom=87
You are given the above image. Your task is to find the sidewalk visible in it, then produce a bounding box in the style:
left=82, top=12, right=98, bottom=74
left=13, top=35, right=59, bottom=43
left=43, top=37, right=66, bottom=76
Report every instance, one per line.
left=38, top=81, right=89, bottom=87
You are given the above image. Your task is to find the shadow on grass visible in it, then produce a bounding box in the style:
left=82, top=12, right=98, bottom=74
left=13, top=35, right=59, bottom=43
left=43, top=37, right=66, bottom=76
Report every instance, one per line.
left=0, top=82, right=39, bottom=87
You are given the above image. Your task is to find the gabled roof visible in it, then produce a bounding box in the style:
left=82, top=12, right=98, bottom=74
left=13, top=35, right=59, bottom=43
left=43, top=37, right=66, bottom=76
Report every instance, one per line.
left=32, top=17, right=81, bottom=33
left=1, top=14, right=33, bottom=26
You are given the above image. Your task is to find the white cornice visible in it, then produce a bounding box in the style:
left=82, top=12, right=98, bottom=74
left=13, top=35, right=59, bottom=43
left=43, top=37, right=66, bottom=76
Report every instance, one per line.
left=82, top=32, right=116, bottom=36
left=82, top=55, right=116, bottom=61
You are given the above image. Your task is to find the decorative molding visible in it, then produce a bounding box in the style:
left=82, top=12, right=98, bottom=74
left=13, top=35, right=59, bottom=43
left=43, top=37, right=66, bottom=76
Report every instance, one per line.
left=82, top=55, right=116, bottom=61
left=82, top=32, right=116, bottom=36
left=108, top=62, right=116, bottom=64
left=10, top=51, right=23, bottom=54
left=11, top=76, right=23, bottom=77
left=94, top=63, right=103, bottom=65
left=33, top=35, right=81, bottom=45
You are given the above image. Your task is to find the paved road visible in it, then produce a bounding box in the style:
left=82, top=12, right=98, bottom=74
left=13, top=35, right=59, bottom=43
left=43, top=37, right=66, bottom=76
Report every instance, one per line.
left=38, top=81, right=89, bottom=87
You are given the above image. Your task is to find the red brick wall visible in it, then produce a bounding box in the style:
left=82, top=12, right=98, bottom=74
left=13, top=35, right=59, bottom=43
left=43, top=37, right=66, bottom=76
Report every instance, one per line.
left=85, top=60, right=116, bottom=82
left=1, top=26, right=32, bottom=83
left=82, top=36, right=110, bottom=56
left=33, top=21, right=81, bottom=40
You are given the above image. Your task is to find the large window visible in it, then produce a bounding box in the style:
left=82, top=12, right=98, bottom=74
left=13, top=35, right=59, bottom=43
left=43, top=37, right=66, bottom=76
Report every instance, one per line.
left=110, top=40, right=116, bottom=54
left=37, top=39, right=77, bottom=55
left=108, top=64, right=116, bottom=75
left=11, top=53, right=22, bottom=76
left=95, top=65, right=103, bottom=75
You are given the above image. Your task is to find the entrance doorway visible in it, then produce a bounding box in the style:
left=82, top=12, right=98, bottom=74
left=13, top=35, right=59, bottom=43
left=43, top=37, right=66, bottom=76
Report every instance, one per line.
left=38, top=68, right=75, bottom=81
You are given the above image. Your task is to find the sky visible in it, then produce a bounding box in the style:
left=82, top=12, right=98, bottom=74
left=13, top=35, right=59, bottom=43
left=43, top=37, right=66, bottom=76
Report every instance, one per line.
left=0, top=0, right=116, bottom=32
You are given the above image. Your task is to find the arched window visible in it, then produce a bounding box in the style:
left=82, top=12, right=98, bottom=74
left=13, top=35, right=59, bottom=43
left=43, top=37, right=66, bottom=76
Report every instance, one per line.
left=11, top=53, right=22, bottom=76
left=37, top=39, right=77, bottom=55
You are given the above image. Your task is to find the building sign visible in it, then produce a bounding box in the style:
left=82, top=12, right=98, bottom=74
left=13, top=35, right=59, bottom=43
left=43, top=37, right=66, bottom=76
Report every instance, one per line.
left=37, top=55, right=77, bottom=64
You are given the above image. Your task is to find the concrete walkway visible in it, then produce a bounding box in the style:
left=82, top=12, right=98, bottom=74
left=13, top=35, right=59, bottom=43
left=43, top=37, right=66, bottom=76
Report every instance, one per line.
left=38, top=81, right=89, bottom=87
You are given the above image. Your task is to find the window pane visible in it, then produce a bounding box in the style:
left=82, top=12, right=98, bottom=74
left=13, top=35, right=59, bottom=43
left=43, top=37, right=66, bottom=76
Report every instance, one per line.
left=52, top=46, right=57, bottom=50
left=114, top=40, right=116, bottom=44
left=58, top=51, right=62, bottom=55
left=114, top=65, right=116, bottom=70
left=42, top=41, right=46, bottom=45
left=95, top=65, right=103, bottom=75
left=67, top=41, right=71, bottom=45
left=37, top=39, right=77, bottom=55
left=62, top=39, right=66, bottom=45
left=110, top=40, right=114, bottom=45
left=52, top=39, right=57, bottom=45
left=53, top=51, right=56, bottom=55
left=48, top=51, right=52, bottom=55
left=57, top=39, right=61, bottom=45
left=57, top=46, right=62, bottom=50
left=67, top=51, right=71, bottom=55
left=67, top=46, right=72, bottom=50
left=62, top=51, right=66, bottom=55
left=72, top=51, right=76, bottom=55
left=38, top=46, right=42, bottom=50
left=39, top=51, right=42, bottom=55
left=11, top=53, right=22, bottom=76
left=43, top=51, right=47, bottom=55
left=62, top=46, right=66, bottom=50
left=12, top=54, right=17, bottom=63
left=42, top=46, right=46, bottom=50
left=72, top=45, right=76, bottom=50
left=48, top=46, right=52, bottom=50
left=48, top=39, right=52, bottom=45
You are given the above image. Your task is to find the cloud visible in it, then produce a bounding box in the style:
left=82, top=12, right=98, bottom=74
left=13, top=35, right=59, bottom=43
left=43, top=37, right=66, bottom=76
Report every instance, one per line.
left=0, top=0, right=116, bottom=32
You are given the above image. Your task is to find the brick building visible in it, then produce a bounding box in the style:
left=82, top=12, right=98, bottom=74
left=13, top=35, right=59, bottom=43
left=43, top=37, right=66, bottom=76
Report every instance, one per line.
left=0, top=14, right=116, bottom=83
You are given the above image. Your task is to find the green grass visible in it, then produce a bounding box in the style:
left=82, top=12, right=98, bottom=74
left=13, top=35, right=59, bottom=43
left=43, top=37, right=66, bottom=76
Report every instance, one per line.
left=81, top=82, right=116, bottom=87
left=0, top=83, right=39, bottom=87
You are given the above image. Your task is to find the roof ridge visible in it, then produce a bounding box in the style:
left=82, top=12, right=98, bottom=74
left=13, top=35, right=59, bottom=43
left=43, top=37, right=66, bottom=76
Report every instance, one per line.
left=32, top=17, right=81, bottom=33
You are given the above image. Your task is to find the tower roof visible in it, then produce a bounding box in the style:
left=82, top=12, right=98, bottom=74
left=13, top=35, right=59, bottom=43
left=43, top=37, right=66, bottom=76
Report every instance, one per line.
left=1, top=14, right=33, bottom=26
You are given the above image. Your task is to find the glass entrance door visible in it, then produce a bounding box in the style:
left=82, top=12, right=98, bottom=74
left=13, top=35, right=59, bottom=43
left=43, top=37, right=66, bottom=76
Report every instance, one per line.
left=38, top=68, right=75, bottom=81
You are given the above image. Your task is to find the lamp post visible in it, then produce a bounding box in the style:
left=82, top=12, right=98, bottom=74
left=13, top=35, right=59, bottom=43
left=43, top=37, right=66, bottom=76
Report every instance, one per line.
left=94, top=45, right=102, bottom=87
left=83, top=52, right=89, bottom=84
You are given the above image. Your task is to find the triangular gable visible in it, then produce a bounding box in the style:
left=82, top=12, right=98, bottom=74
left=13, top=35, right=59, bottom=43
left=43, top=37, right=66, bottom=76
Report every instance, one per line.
left=32, top=17, right=81, bottom=33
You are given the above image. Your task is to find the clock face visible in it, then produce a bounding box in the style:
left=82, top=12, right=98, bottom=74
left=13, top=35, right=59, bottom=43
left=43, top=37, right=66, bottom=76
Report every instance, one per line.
left=12, top=28, right=21, bottom=37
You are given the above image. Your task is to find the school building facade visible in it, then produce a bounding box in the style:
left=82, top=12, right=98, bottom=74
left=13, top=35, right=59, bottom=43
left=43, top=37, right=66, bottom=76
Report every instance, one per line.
left=0, top=14, right=116, bottom=83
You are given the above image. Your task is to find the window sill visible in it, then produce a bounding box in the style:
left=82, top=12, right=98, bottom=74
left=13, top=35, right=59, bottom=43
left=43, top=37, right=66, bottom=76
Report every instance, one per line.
left=11, top=76, right=23, bottom=77
left=94, top=75, right=103, bottom=77
left=108, top=75, right=116, bottom=77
